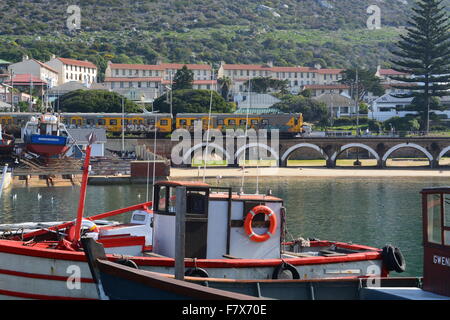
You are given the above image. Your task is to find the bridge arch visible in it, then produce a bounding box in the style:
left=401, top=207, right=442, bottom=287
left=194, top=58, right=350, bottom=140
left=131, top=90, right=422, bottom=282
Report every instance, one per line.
left=331, top=143, right=380, bottom=162
left=235, top=143, right=279, bottom=165
left=382, top=143, right=433, bottom=164
left=182, top=143, right=232, bottom=164
left=437, top=146, right=450, bottom=162
left=281, top=143, right=329, bottom=163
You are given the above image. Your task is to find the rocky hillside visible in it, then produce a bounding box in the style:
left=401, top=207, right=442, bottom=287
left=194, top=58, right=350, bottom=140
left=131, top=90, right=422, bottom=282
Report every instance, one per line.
left=0, top=0, right=448, bottom=73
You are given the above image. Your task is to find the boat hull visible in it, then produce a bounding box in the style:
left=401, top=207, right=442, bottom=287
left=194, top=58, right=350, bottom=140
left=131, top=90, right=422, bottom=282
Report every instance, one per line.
left=0, top=239, right=386, bottom=300
left=25, top=135, right=69, bottom=157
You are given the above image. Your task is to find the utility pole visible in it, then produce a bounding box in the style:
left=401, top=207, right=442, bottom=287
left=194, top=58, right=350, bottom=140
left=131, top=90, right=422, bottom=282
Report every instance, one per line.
left=121, top=97, right=125, bottom=156
left=355, top=69, right=359, bottom=136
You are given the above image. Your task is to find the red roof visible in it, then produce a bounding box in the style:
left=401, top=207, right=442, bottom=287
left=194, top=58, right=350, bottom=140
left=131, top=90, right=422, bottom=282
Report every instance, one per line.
left=317, top=69, right=344, bottom=75
left=57, top=58, right=97, bottom=69
left=4, top=74, right=47, bottom=85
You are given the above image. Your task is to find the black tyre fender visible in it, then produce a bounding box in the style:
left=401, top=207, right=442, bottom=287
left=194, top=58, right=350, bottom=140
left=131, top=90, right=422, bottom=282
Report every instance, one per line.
left=272, top=262, right=300, bottom=279
left=116, top=258, right=139, bottom=269
left=185, top=267, right=209, bottom=278
left=382, top=245, right=406, bottom=273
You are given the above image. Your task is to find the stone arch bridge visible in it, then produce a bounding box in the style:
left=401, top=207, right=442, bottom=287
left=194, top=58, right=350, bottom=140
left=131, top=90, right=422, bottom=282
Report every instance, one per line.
left=148, top=137, right=450, bottom=168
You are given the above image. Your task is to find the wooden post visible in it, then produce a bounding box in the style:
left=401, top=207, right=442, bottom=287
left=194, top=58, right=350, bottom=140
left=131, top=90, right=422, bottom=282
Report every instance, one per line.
left=175, top=186, right=186, bottom=280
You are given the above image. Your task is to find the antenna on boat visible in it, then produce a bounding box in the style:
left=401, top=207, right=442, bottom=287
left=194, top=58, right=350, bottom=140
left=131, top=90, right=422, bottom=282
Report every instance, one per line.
left=147, top=110, right=158, bottom=207
left=202, top=66, right=214, bottom=183
left=240, top=75, right=251, bottom=194
left=72, top=132, right=96, bottom=246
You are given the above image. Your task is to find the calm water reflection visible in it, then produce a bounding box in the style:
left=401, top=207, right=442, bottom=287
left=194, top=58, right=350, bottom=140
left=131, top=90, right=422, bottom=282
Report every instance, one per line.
left=2, top=176, right=449, bottom=277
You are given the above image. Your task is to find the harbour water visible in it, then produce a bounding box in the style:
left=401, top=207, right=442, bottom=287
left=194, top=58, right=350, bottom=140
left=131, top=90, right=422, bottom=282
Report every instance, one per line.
left=1, top=176, right=448, bottom=277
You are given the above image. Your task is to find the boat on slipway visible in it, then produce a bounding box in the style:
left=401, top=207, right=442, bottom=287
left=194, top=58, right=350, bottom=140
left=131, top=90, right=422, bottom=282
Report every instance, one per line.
left=0, top=134, right=405, bottom=300
left=22, top=113, right=69, bottom=158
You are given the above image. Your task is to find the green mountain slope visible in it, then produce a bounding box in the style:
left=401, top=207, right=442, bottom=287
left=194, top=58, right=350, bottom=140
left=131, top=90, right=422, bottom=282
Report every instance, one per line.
left=0, top=0, right=449, bottom=75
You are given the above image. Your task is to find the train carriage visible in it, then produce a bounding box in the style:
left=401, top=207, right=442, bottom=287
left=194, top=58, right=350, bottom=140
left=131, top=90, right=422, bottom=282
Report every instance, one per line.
left=0, top=112, right=303, bottom=138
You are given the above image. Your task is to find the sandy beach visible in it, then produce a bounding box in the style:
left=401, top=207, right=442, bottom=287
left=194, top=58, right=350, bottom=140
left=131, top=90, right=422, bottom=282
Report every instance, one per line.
left=170, top=166, right=450, bottom=179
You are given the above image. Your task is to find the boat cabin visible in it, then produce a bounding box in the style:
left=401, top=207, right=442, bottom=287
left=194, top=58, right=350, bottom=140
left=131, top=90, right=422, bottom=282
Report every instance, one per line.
left=421, top=187, right=450, bottom=297
left=151, top=181, right=284, bottom=260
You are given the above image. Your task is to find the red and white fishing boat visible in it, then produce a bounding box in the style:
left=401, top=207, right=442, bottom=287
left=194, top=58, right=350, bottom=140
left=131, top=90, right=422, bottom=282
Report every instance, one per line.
left=0, top=134, right=406, bottom=300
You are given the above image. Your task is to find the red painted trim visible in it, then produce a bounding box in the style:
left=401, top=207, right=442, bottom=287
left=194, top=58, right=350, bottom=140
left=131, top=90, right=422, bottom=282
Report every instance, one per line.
left=0, top=239, right=383, bottom=268
left=0, top=268, right=94, bottom=283
left=0, top=288, right=95, bottom=300
left=98, top=236, right=145, bottom=248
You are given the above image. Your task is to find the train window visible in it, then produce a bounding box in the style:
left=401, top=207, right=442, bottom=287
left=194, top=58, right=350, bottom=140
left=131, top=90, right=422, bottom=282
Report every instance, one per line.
left=110, top=119, right=117, bottom=125
left=121, top=119, right=129, bottom=125
left=251, top=119, right=258, bottom=125
left=138, top=120, right=143, bottom=125
left=160, top=120, right=168, bottom=125
left=217, top=119, right=224, bottom=125
left=180, top=119, right=187, bottom=125
left=228, top=119, right=235, bottom=125
left=133, top=119, right=138, bottom=125
left=262, top=119, right=269, bottom=125
left=87, top=119, right=95, bottom=125
left=98, top=119, right=106, bottom=125
left=240, top=120, right=246, bottom=126
left=147, top=119, right=155, bottom=125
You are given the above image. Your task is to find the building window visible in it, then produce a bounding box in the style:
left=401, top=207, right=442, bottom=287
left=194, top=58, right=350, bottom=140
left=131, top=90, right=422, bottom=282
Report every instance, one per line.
left=122, top=70, right=126, bottom=76
left=120, top=82, right=124, bottom=88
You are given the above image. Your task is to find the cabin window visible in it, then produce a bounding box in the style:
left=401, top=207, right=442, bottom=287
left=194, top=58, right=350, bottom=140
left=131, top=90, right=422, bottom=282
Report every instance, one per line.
left=186, top=191, right=207, bottom=215
left=427, top=194, right=442, bottom=244
left=158, top=186, right=167, bottom=212
left=445, top=195, right=450, bottom=245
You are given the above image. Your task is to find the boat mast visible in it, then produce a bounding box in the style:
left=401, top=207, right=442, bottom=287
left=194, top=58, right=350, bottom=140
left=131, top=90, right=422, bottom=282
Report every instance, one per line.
left=72, top=132, right=96, bottom=245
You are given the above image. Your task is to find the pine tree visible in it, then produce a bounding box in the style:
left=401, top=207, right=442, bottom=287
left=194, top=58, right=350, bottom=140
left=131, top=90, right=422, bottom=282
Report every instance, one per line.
left=172, top=65, right=194, bottom=91
left=389, top=0, right=450, bottom=133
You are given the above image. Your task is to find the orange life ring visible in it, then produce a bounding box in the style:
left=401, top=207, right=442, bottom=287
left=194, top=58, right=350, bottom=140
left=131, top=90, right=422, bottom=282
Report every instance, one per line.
left=244, top=205, right=277, bottom=242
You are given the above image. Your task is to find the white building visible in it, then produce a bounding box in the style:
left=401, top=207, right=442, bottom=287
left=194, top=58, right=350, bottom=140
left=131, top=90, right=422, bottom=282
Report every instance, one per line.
left=370, top=93, right=450, bottom=121
left=9, top=56, right=59, bottom=87
left=103, top=61, right=217, bottom=103
left=217, top=63, right=344, bottom=98
left=45, top=56, right=98, bottom=86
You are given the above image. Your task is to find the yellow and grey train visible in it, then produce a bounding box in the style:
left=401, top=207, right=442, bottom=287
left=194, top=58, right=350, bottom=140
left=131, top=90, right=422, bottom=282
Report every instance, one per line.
left=0, top=112, right=304, bottom=137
